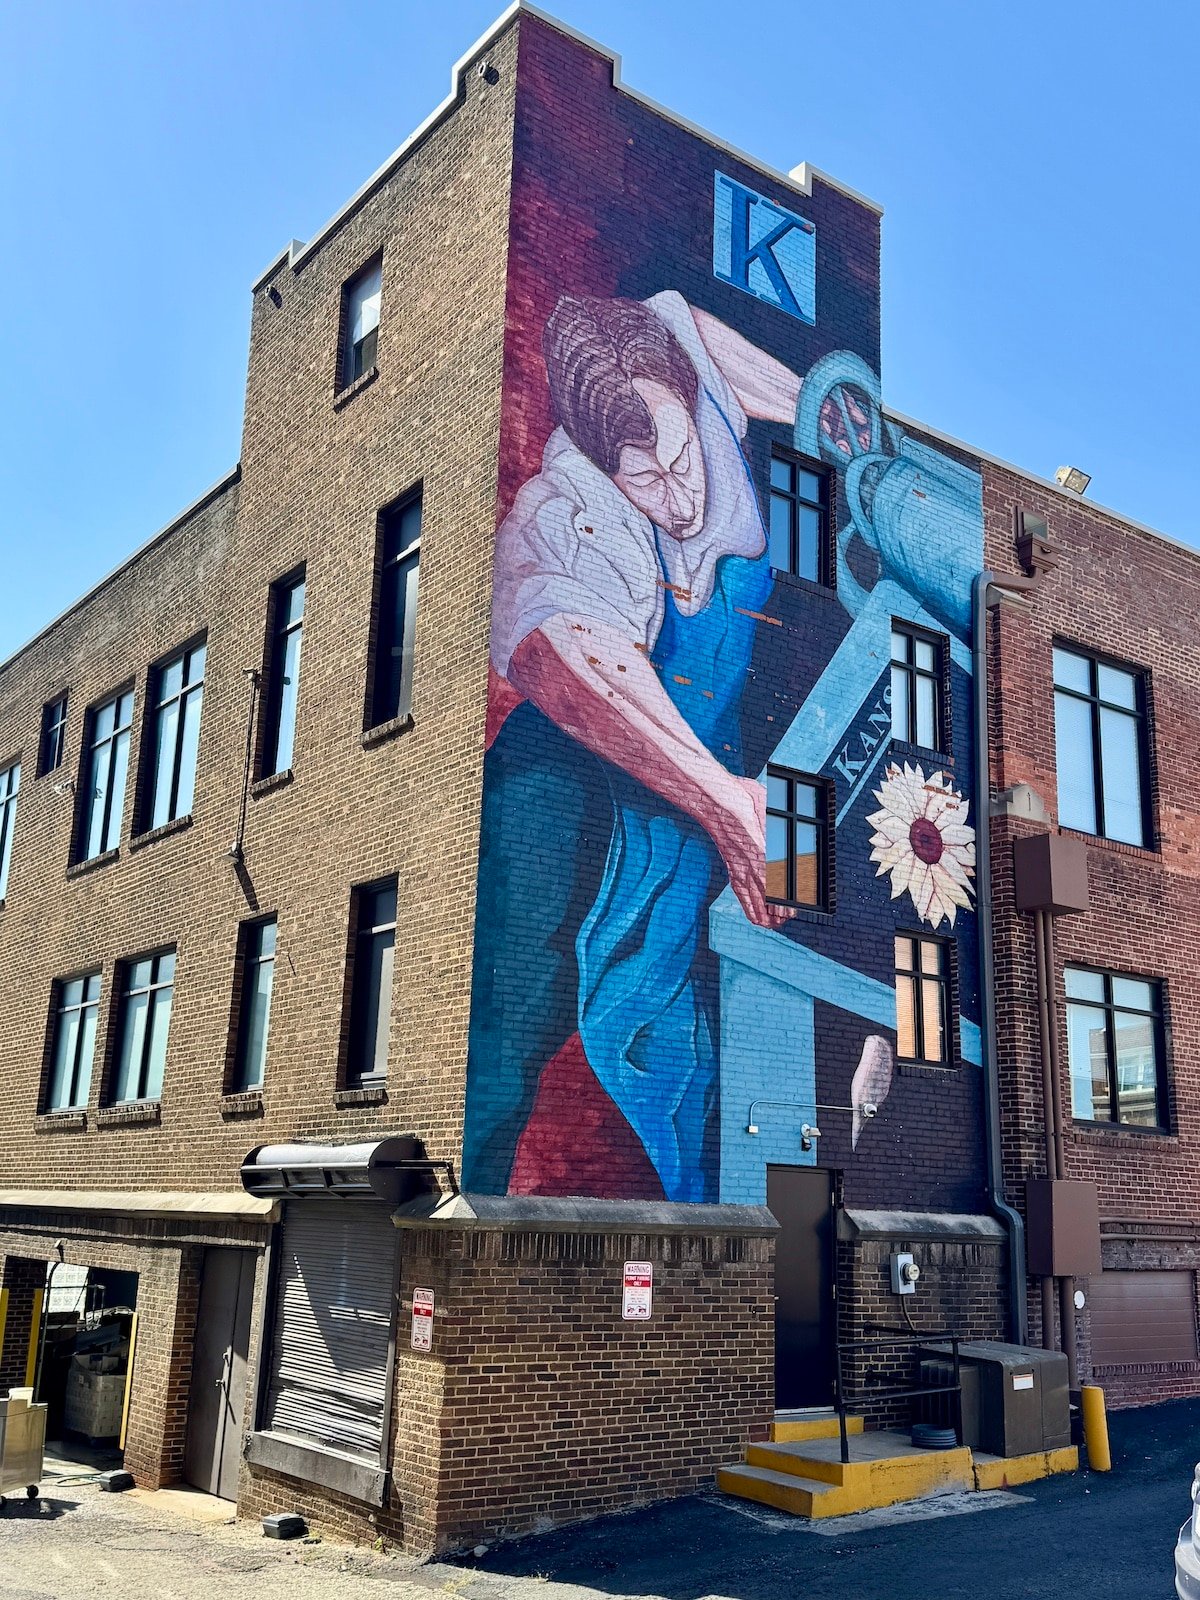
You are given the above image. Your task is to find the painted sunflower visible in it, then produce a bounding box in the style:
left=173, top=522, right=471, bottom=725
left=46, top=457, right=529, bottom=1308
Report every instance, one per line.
left=867, top=761, right=975, bottom=929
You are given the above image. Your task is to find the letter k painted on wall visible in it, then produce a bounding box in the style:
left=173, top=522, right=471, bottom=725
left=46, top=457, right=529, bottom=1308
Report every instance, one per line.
left=713, top=173, right=816, bottom=325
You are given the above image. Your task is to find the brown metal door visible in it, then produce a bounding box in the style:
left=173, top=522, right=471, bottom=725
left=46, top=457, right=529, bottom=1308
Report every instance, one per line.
left=767, top=1166, right=836, bottom=1409
left=185, top=1248, right=256, bottom=1500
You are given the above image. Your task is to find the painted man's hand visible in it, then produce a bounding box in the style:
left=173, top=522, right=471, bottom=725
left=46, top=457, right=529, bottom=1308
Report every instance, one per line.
left=715, top=776, right=791, bottom=931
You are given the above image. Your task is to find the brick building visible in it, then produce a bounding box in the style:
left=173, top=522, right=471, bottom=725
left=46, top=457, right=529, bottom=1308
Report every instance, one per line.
left=978, top=457, right=1200, bottom=1407
left=0, top=1, right=1186, bottom=1557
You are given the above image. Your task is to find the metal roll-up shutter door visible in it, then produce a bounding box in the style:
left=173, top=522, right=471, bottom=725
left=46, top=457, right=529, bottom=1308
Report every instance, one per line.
left=265, top=1197, right=398, bottom=1460
left=1089, top=1269, right=1199, bottom=1366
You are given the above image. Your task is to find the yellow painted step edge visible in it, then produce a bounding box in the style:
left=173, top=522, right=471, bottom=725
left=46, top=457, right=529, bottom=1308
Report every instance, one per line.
left=716, top=1466, right=820, bottom=1517
left=772, top=1414, right=865, bottom=1443
left=746, top=1443, right=848, bottom=1485
left=973, top=1445, right=1079, bottom=1491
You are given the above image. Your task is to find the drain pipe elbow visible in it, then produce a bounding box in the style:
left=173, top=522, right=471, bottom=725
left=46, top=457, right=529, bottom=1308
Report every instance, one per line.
left=973, top=569, right=1028, bottom=1344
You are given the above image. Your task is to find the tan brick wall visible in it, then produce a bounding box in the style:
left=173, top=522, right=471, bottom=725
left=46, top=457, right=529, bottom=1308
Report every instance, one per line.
left=0, top=21, right=517, bottom=1195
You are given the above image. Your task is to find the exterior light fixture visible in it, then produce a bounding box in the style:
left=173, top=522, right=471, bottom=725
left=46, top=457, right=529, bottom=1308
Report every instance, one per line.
left=1054, top=465, right=1091, bottom=495
left=745, top=1098, right=879, bottom=1138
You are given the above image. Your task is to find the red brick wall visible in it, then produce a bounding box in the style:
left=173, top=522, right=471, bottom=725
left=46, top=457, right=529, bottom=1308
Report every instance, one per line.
left=984, top=461, right=1200, bottom=1399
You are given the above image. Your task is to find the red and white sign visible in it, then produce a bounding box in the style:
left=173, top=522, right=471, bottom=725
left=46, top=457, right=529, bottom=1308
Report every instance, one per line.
left=411, top=1287, right=435, bottom=1351
left=622, top=1260, right=653, bottom=1320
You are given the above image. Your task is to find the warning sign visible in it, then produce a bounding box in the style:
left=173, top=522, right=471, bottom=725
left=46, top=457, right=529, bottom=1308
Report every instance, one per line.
left=411, top=1287, right=434, bottom=1352
left=622, top=1261, right=653, bottom=1320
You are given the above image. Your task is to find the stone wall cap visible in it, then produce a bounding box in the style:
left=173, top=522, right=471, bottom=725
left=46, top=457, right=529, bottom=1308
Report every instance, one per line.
left=839, top=1208, right=1006, bottom=1242
left=391, top=1192, right=779, bottom=1234
left=0, top=1189, right=278, bottom=1222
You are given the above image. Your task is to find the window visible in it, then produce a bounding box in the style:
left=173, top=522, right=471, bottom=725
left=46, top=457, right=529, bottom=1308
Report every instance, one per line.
left=111, top=950, right=176, bottom=1104
left=79, top=689, right=134, bottom=860
left=368, top=495, right=421, bottom=728
left=1065, top=966, right=1165, bottom=1129
left=46, top=973, right=101, bottom=1111
left=1053, top=646, right=1149, bottom=847
left=144, top=641, right=206, bottom=830
left=39, top=693, right=68, bottom=775
left=342, top=259, right=382, bottom=387
left=765, top=767, right=828, bottom=907
left=895, top=935, right=949, bottom=1064
left=0, top=761, right=18, bottom=900
left=768, top=452, right=827, bottom=582
left=891, top=624, right=943, bottom=749
left=261, top=573, right=305, bottom=776
left=346, top=880, right=397, bottom=1082
left=232, top=918, right=277, bottom=1091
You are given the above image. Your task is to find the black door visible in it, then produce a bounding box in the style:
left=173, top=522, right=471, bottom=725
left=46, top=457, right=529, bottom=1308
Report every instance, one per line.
left=184, top=1248, right=256, bottom=1499
left=768, top=1165, right=836, bottom=1409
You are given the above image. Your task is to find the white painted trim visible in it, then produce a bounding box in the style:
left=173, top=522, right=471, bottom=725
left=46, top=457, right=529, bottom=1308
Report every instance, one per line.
left=250, top=1, right=882, bottom=293
left=0, top=467, right=240, bottom=678
left=0, top=1188, right=277, bottom=1221
left=887, top=406, right=1196, bottom=560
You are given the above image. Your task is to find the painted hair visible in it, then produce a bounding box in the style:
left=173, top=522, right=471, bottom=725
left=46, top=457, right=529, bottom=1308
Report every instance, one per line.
left=542, top=295, right=699, bottom=475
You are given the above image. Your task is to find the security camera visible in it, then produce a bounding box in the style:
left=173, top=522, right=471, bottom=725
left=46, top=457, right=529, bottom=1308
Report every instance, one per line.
left=52, top=778, right=74, bottom=797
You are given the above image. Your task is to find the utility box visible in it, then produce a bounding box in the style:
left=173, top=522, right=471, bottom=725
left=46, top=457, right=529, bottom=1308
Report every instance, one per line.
left=1012, top=832, right=1090, bottom=915
left=923, top=1342, right=1070, bottom=1457
left=1025, top=1178, right=1103, bottom=1278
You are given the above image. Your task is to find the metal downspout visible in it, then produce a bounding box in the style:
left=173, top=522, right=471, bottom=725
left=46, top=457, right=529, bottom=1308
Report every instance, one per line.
left=973, top=571, right=1028, bottom=1343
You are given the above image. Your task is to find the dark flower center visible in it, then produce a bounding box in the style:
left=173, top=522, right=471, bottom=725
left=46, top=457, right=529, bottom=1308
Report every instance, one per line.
left=909, top=816, right=944, bottom=865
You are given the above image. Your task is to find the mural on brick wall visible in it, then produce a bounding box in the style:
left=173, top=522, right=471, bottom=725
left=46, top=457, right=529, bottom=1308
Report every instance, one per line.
left=463, top=30, right=984, bottom=1208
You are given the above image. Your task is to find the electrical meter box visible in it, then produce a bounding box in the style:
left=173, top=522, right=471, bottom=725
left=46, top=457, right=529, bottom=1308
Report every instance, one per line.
left=922, top=1341, right=1070, bottom=1457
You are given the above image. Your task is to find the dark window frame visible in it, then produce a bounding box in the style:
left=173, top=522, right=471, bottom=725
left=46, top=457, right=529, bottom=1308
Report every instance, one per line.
left=0, top=757, right=19, bottom=901
left=890, top=621, right=946, bottom=752
left=365, top=489, right=422, bottom=732
left=138, top=636, right=207, bottom=833
left=258, top=568, right=306, bottom=779
left=342, top=878, right=398, bottom=1086
left=338, top=254, right=383, bottom=391
left=106, top=948, right=176, bottom=1106
left=764, top=765, right=831, bottom=910
left=228, top=915, right=278, bottom=1093
left=1064, top=964, right=1169, bottom=1132
left=44, top=969, right=102, bottom=1112
left=894, top=932, right=952, bottom=1066
left=38, top=692, right=69, bottom=776
left=766, top=447, right=831, bottom=585
left=1052, top=642, right=1153, bottom=848
left=75, top=684, right=135, bottom=862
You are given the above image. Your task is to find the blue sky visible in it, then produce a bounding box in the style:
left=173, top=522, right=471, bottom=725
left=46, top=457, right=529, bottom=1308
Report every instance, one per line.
left=2, top=0, right=1196, bottom=661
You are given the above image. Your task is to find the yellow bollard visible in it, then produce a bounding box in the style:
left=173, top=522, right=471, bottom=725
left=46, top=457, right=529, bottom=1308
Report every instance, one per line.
left=1081, top=1384, right=1111, bottom=1472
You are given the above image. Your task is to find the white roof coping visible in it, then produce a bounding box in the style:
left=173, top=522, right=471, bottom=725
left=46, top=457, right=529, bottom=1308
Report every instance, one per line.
left=0, top=1189, right=277, bottom=1222
left=251, top=1, right=881, bottom=292
left=888, top=406, right=1198, bottom=562
left=0, top=466, right=240, bottom=680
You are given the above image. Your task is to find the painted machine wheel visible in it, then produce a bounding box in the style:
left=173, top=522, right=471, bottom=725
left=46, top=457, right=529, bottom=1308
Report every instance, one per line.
left=793, top=349, right=884, bottom=466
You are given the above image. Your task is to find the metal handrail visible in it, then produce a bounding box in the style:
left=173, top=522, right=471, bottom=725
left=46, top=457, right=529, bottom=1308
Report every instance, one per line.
left=832, top=1326, right=963, bottom=1464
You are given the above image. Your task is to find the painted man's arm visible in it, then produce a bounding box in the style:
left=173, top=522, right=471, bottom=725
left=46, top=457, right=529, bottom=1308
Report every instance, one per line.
left=509, top=614, right=783, bottom=929
left=689, top=306, right=801, bottom=424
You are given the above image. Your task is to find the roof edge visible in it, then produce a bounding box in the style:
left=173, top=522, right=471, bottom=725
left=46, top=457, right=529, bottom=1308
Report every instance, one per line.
left=250, top=2, right=882, bottom=293
left=887, top=406, right=1197, bottom=562
left=0, top=465, right=241, bottom=680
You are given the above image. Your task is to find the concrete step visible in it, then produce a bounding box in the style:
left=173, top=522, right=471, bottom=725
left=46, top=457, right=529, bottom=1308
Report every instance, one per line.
left=716, top=1462, right=849, bottom=1518
left=747, top=1440, right=848, bottom=1485
left=723, top=1430, right=975, bottom=1517
left=771, top=1411, right=865, bottom=1444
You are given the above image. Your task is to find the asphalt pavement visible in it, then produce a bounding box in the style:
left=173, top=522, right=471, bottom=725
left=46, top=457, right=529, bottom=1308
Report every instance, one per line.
left=0, top=1400, right=1192, bottom=1599
left=458, top=1398, right=1200, bottom=1599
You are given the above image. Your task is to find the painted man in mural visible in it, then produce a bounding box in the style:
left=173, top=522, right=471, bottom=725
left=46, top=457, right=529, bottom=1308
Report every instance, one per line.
left=468, top=290, right=808, bottom=1203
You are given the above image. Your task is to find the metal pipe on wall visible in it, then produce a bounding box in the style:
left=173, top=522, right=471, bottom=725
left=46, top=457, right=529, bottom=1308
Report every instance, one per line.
left=1043, top=915, right=1079, bottom=1385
